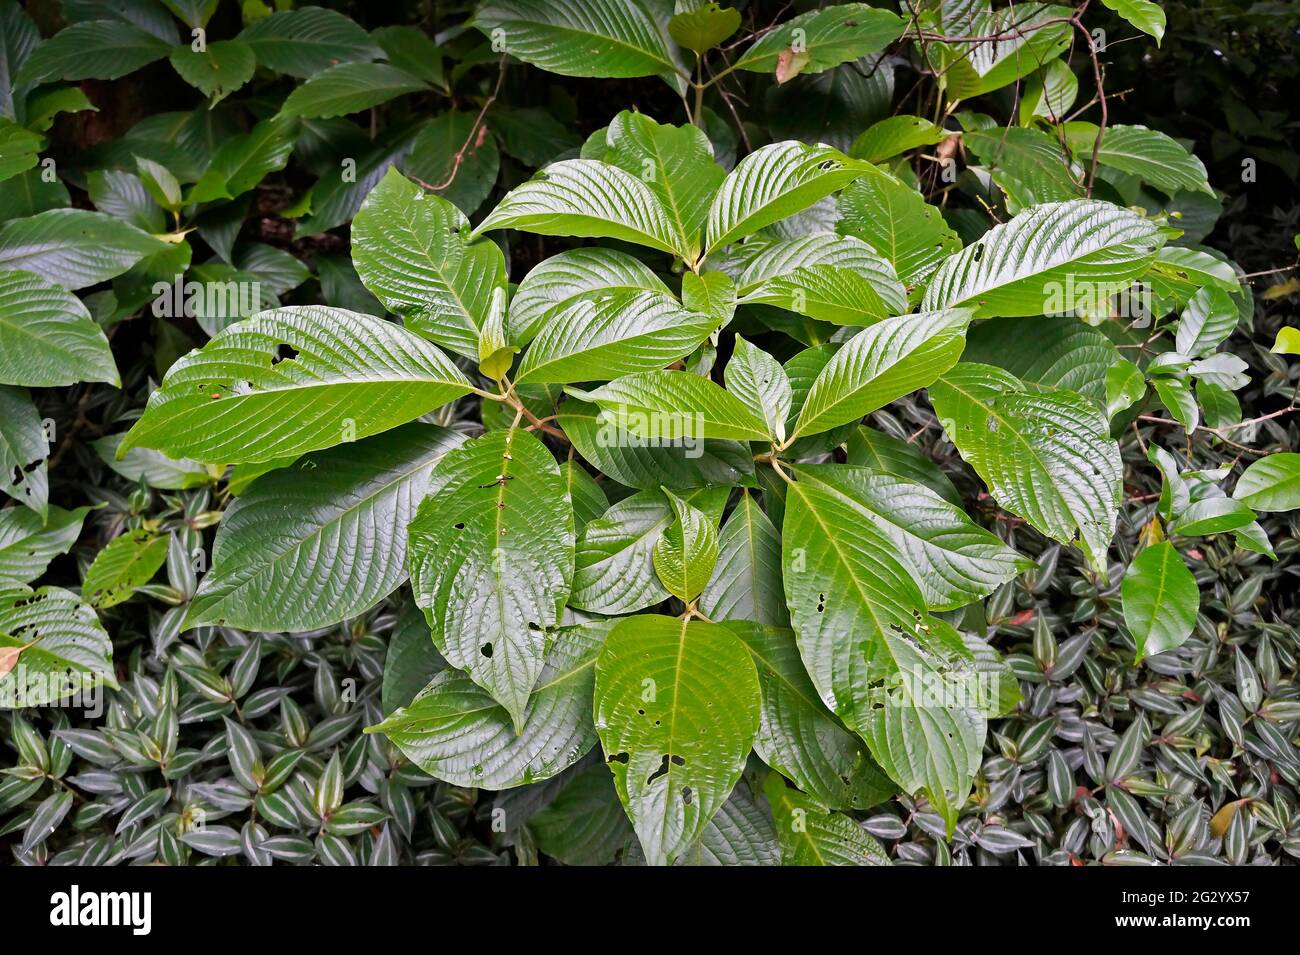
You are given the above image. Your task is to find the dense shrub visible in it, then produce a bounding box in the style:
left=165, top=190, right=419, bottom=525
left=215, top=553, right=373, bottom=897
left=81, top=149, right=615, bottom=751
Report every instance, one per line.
left=1, top=0, right=1297, bottom=866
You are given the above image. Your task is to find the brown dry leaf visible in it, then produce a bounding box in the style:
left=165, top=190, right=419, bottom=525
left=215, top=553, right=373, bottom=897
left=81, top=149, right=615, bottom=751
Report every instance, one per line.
left=775, top=48, right=810, bottom=85
left=1209, top=798, right=1251, bottom=839
left=0, top=638, right=41, bottom=678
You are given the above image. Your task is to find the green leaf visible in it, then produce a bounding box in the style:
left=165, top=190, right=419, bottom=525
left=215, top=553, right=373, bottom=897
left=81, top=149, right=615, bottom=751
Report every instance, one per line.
left=559, top=398, right=754, bottom=491
left=593, top=614, right=760, bottom=866
left=591, top=111, right=725, bottom=262
left=571, top=486, right=727, bottom=615
left=237, top=7, right=381, bottom=78
left=92, top=434, right=211, bottom=490
left=964, top=127, right=1084, bottom=207
left=120, top=306, right=471, bottom=465
left=0, top=211, right=166, bottom=291
left=517, top=289, right=717, bottom=384
left=725, top=336, right=791, bottom=444
left=528, top=764, right=633, bottom=865
left=0, top=587, right=117, bottom=707
left=0, top=0, right=40, bottom=121
left=922, top=199, right=1164, bottom=317
left=791, top=308, right=972, bottom=439
left=699, top=494, right=788, bottom=627
left=474, top=158, right=683, bottom=256
left=737, top=233, right=908, bottom=318
left=0, top=119, right=40, bottom=182
left=732, top=4, right=904, bottom=78
left=846, top=426, right=962, bottom=506
left=187, top=424, right=464, bottom=633
left=15, top=20, right=168, bottom=85
left=474, top=0, right=683, bottom=79
left=794, top=464, right=1030, bottom=611
left=652, top=489, right=719, bottom=603
left=673, top=782, right=780, bottom=866
left=1147, top=248, right=1240, bottom=306
left=1233, top=453, right=1300, bottom=513
left=962, top=314, right=1122, bottom=405
left=367, top=621, right=609, bottom=787
left=764, top=773, right=891, bottom=865
left=1122, top=541, right=1198, bottom=662
left=781, top=475, right=985, bottom=829
left=187, top=116, right=297, bottom=204
left=838, top=173, right=961, bottom=284
left=681, top=269, right=737, bottom=326
left=1106, top=359, right=1147, bottom=419
left=851, top=115, right=948, bottom=164
left=407, top=428, right=574, bottom=732
left=168, top=40, right=255, bottom=105
left=0, top=506, right=89, bottom=588
left=508, top=248, right=669, bottom=346
left=704, top=142, right=876, bottom=253
left=668, top=3, right=740, bottom=54
left=1175, top=285, right=1239, bottom=358
left=381, top=603, right=445, bottom=714
left=1101, top=0, right=1166, bottom=43
left=0, top=385, right=46, bottom=515
left=351, top=168, right=506, bottom=359
left=1067, top=123, right=1210, bottom=195
left=931, top=5, right=1072, bottom=99
left=570, top=370, right=772, bottom=442
left=81, top=530, right=167, bottom=609
left=281, top=62, right=430, bottom=119
left=930, top=363, right=1123, bottom=573
left=1171, top=496, right=1255, bottom=537
left=1271, top=327, right=1300, bottom=355
left=374, top=24, right=444, bottom=88
left=729, top=622, right=893, bottom=809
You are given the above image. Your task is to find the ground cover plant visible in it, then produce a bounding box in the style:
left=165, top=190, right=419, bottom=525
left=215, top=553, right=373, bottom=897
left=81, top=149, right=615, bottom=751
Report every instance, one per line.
left=1, top=0, right=1298, bottom=866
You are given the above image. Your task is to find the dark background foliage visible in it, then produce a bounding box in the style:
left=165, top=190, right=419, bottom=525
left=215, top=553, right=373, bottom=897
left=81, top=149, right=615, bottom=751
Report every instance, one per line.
left=3, top=0, right=1297, bottom=865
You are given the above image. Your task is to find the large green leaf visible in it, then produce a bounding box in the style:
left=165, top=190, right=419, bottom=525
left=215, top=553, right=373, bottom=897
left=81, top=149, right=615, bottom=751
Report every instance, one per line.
left=795, top=464, right=1030, bottom=611
left=473, top=159, right=682, bottom=256
left=528, top=764, right=634, bottom=865
left=588, top=111, right=725, bottom=262
left=237, top=7, right=381, bottom=78
left=0, top=210, right=166, bottom=290
left=559, top=399, right=754, bottom=491
left=922, top=199, right=1163, bottom=317
left=570, top=370, right=772, bottom=442
left=964, top=126, right=1084, bottom=208
left=571, top=486, right=727, bottom=615
left=1121, top=541, right=1198, bottom=662
left=473, top=0, right=684, bottom=80
left=351, top=168, right=506, bottom=359
left=837, top=173, right=961, bottom=284
left=280, top=62, right=430, bottom=119
left=0, top=506, right=88, bottom=588
left=120, top=306, right=471, bottom=465
left=929, top=362, right=1122, bottom=572
left=593, top=614, right=760, bottom=866
left=791, top=308, right=972, bottom=439
left=962, top=314, right=1122, bottom=405
left=367, top=621, right=609, bottom=787
left=1067, top=123, right=1210, bottom=195
left=0, top=587, right=117, bottom=707
left=704, top=142, right=875, bottom=254
left=781, top=474, right=985, bottom=828
left=0, top=385, right=47, bottom=515
left=732, top=4, right=904, bottom=78
left=724, top=336, right=791, bottom=444
left=845, top=426, right=962, bottom=506
left=737, top=233, right=908, bottom=317
left=729, top=622, right=894, bottom=810
left=516, top=289, right=716, bottom=384
left=381, top=603, right=445, bottom=714
left=507, top=248, right=669, bottom=346
left=764, top=773, right=891, bottom=865
left=1101, top=0, right=1166, bottom=43
left=1233, top=453, right=1300, bottom=512
left=14, top=19, right=168, bottom=85
left=931, top=5, right=1072, bottom=100
left=0, top=268, right=117, bottom=386
left=407, top=428, right=574, bottom=732
left=699, top=494, right=788, bottom=627
left=187, top=424, right=464, bottom=633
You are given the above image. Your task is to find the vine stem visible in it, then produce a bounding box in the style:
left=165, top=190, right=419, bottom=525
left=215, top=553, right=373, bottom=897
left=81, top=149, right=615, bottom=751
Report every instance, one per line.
left=409, top=57, right=507, bottom=193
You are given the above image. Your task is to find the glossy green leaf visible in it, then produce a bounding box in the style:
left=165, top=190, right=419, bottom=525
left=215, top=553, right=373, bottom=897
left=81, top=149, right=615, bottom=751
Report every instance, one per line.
left=1233, top=453, right=1300, bottom=513
left=168, top=40, right=255, bottom=105
left=81, top=530, right=167, bottom=608
left=0, top=587, right=117, bottom=707
left=0, top=385, right=47, bottom=515
left=732, top=4, right=904, bottom=78
left=570, top=370, right=771, bottom=442
left=764, top=773, right=891, bottom=865
left=1122, top=541, right=1198, bottom=662
left=0, top=210, right=166, bottom=291
left=593, top=614, right=760, bottom=866
left=407, top=427, right=574, bottom=732
left=652, top=490, right=719, bottom=603
left=0, top=506, right=89, bottom=588
left=237, top=7, right=381, bottom=78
